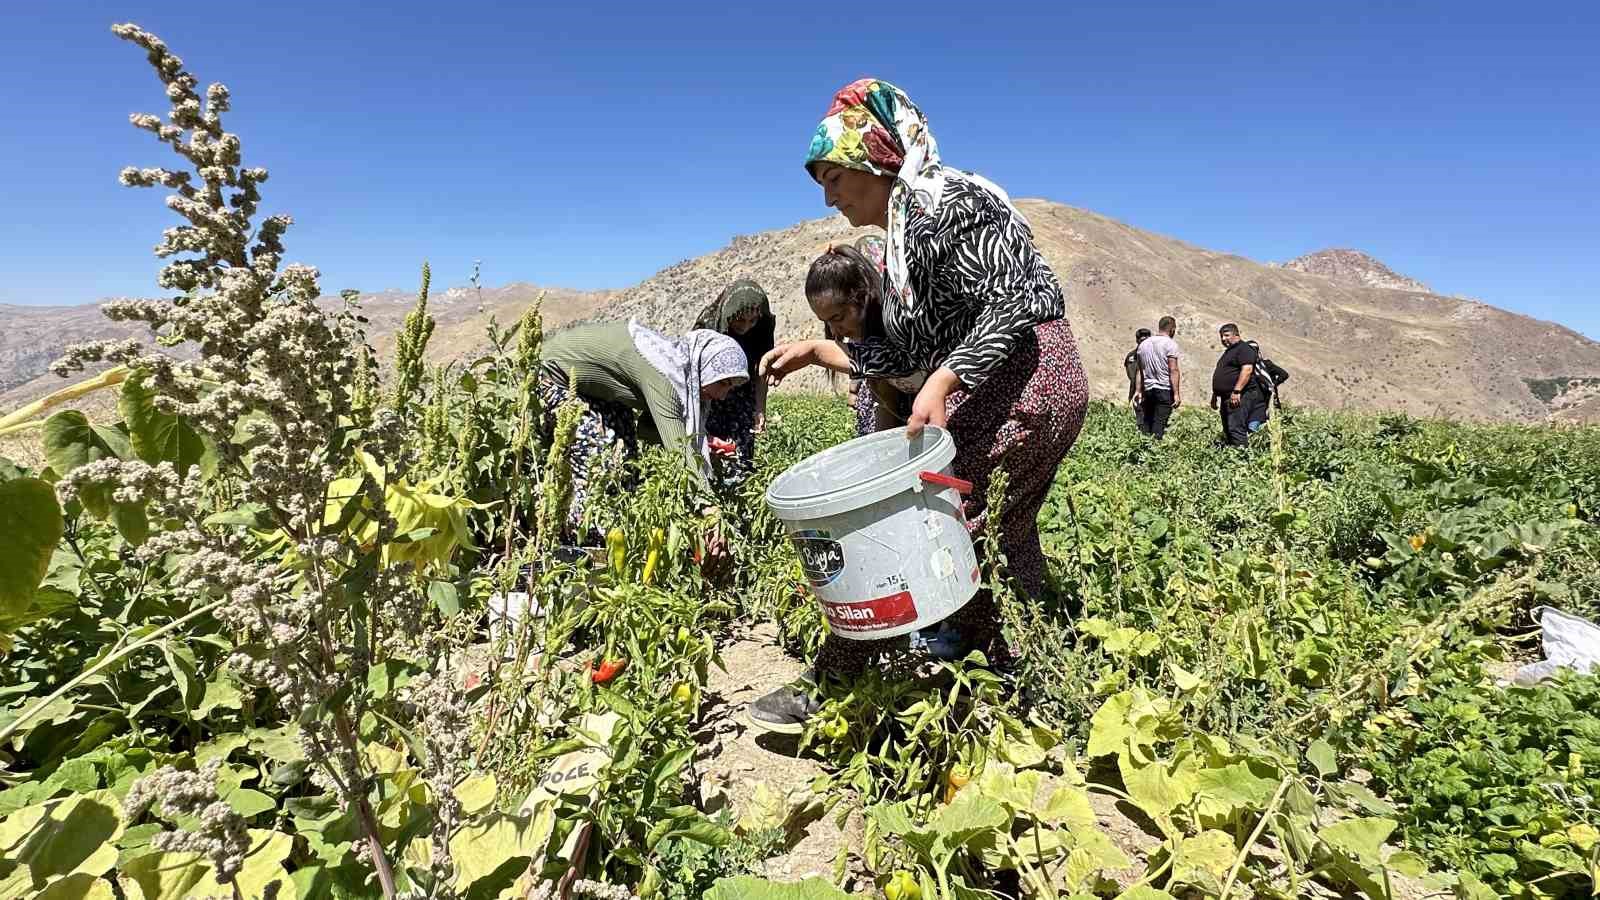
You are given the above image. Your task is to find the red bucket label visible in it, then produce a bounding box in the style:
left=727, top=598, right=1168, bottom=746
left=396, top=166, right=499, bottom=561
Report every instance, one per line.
left=821, top=590, right=918, bottom=634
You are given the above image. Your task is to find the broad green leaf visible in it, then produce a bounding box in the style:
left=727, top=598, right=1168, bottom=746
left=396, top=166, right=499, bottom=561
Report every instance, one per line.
left=0, top=791, right=123, bottom=897
left=1173, top=829, right=1236, bottom=884
left=427, top=579, right=460, bottom=616
left=1115, top=888, right=1177, bottom=900
left=1036, top=781, right=1097, bottom=829
left=226, top=788, right=277, bottom=818
left=1306, top=738, right=1337, bottom=778
left=929, top=790, right=1009, bottom=850
left=1169, top=661, right=1203, bottom=692
left=195, top=671, right=244, bottom=720
left=453, top=773, right=497, bottom=816
left=449, top=809, right=554, bottom=894
left=119, top=369, right=209, bottom=479
left=1194, top=763, right=1278, bottom=819
left=1121, top=757, right=1197, bottom=819
left=42, top=757, right=100, bottom=794
left=0, top=478, right=64, bottom=618
left=35, top=873, right=116, bottom=900
left=705, top=876, right=852, bottom=900
left=119, top=828, right=296, bottom=900
left=1317, top=817, right=1396, bottom=864
left=40, top=412, right=123, bottom=517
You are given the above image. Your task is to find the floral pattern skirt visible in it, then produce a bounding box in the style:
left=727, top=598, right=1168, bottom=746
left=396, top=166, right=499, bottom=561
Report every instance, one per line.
left=538, top=373, right=639, bottom=538
left=815, top=319, right=1090, bottom=677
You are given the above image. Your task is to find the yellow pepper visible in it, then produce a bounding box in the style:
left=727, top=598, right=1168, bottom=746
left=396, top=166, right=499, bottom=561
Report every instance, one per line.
left=673, top=683, right=694, bottom=709
left=606, top=527, right=627, bottom=578
left=884, top=870, right=921, bottom=900
left=642, top=527, right=665, bottom=584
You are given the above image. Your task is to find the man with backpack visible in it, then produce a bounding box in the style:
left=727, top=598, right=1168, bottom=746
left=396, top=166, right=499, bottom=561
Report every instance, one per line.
left=1211, top=323, right=1271, bottom=446
left=1125, top=327, right=1151, bottom=429
left=1134, top=317, right=1182, bottom=440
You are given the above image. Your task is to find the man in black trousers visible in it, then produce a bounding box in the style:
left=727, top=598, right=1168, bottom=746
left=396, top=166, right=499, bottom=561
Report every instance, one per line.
left=1211, top=323, right=1270, bottom=446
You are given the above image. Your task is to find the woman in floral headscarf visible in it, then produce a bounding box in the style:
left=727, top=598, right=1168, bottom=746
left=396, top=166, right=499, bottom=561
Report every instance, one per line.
left=694, top=279, right=775, bottom=483
left=750, top=79, right=1089, bottom=734
left=539, top=320, right=747, bottom=536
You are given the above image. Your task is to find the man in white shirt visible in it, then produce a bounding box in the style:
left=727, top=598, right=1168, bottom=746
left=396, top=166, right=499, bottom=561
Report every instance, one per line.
left=1134, top=316, right=1181, bottom=439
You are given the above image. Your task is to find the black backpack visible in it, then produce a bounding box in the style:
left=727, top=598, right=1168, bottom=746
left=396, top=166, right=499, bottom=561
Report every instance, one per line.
left=1245, top=341, right=1290, bottom=406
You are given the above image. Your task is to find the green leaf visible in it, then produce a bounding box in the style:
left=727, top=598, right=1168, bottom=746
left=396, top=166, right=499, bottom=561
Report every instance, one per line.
left=453, top=774, right=497, bottom=816
left=1194, top=764, right=1278, bottom=818
left=929, top=790, right=1009, bottom=850
left=119, top=369, right=209, bottom=479
left=119, top=828, right=295, bottom=900
left=1122, top=757, right=1198, bottom=819
left=1317, top=817, right=1396, bottom=864
left=705, top=876, right=852, bottom=900
left=1306, top=738, right=1337, bottom=778
left=0, top=792, right=124, bottom=897
left=35, top=873, right=116, bottom=900
left=0, top=477, right=64, bottom=618
left=1172, top=829, right=1236, bottom=885
left=1115, top=888, right=1177, bottom=900
left=41, top=412, right=123, bottom=517
left=366, top=659, right=418, bottom=700
left=1169, top=661, right=1203, bottom=693
left=449, top=809, right=555, bottom=894
left=226, top=788, right=278, bottom=818
left=427, top=579, right=460, bottom=616
left=195, top=671, right=244, bottom=720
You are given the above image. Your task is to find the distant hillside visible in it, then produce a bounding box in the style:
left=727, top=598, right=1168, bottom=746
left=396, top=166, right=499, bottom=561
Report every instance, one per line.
left=1280, top=248, right=1433, bottom=294
left=5, top=200, right=1599, bottom=423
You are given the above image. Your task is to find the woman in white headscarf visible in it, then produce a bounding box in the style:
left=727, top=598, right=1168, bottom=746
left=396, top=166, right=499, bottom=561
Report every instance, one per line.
left=539, top=320, right=748, bottom=535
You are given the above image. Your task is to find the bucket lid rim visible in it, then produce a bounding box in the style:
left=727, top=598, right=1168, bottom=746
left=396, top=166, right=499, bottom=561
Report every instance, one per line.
left=765, top=425, right=956, bottom=509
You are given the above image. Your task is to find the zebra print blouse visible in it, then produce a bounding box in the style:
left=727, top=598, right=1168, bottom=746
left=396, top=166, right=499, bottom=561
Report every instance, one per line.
left=846, top=177, right=1066, bottom=391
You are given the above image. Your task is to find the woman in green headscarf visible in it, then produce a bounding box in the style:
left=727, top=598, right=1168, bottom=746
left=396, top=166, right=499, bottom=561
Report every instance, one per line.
left=694, top=279, right=775, bottom=483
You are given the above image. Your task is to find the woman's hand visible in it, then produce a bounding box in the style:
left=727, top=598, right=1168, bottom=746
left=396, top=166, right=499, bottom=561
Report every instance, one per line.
left=906, top=368, right=962, bottom=438
left=753, top=411, right=766, bottom=434
left=759, top=342, right=816, bottom=386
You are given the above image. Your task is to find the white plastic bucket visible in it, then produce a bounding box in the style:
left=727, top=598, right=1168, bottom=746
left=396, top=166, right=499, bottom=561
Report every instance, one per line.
left=765, top=426, right=980, bottom=641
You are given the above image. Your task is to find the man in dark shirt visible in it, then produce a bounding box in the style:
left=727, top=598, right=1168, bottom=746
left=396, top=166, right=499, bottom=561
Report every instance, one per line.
left=1124, top=328, right=1151, bottom=429
left=1210, top=323, right=1269, bottom=446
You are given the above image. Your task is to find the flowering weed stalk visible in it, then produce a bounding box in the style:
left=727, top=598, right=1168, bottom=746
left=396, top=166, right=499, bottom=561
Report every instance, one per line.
left=40, top=24, right=481, bottom=898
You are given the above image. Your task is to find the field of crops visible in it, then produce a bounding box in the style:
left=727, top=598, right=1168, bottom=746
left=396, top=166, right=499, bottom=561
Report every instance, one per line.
left=4, top=23, right=1600, bottom=900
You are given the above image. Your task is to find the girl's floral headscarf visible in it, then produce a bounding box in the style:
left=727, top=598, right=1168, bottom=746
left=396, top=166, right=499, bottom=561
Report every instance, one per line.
left=805, top=78, right=1025, bottom=313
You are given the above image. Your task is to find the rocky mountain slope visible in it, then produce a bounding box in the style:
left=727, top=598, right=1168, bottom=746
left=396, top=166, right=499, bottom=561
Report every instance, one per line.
left=1279, top=248, right=1434, bottom=294
left=5, top=200, right=1598, bottom=423
left=592, top=201, right=1600, bottom=422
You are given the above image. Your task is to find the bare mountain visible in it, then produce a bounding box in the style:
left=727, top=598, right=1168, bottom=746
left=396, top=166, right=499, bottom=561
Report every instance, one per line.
left=591, top=201, right=1600, bottom=422
left=1280, top=248, right=1433, bottom=294
left=4, top=200, right=1598, bottom=423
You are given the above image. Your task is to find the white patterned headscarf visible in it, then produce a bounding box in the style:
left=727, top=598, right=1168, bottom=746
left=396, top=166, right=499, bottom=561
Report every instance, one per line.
left=627, top=321, right=748, bottom=464
left=805, top=78, right=1027, bottom=314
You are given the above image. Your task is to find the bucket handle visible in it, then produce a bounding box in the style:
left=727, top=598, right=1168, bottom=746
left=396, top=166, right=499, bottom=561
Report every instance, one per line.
left=918, top=471, right=974, bottom=495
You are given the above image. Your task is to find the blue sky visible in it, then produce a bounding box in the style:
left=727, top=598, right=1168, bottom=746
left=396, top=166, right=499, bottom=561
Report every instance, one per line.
left=3, top=1, right=1596, bottom=337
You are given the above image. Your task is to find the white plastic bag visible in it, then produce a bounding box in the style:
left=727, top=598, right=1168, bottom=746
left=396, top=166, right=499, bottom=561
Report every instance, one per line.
left=1512, top=606, right=1600, bottom=686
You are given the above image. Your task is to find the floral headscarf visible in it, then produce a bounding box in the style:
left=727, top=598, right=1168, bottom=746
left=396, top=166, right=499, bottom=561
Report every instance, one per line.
left=805, top=78, right=1026, bottom=313
left=627, top=321, right=748, bottom=465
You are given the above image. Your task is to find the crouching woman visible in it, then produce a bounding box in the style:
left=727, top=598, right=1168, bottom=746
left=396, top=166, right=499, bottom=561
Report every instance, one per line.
left=538, top=320, right=747, bottom=536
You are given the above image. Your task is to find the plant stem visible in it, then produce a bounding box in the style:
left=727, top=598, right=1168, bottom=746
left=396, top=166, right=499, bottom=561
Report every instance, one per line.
left=1220, top=775, right=1292, bottom=900
left=0, top=599, right=222, bottom=746
left=358, top=794, right=399, bottom=900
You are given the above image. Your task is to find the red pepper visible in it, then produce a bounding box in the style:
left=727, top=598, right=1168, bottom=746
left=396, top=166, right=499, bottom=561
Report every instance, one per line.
left=591, top=657, right=628, bottom=684
left=708, top=437, right=737, bottom=457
